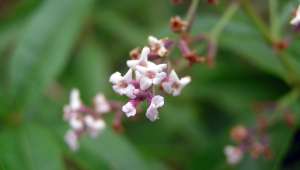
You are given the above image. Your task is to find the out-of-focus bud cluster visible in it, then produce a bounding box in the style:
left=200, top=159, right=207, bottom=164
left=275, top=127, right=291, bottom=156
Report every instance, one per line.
left=63, top=89, right=110, bottom=151
left=110, top=36, right=191, bottom=122
left=224, top=125, right=272, bottom=165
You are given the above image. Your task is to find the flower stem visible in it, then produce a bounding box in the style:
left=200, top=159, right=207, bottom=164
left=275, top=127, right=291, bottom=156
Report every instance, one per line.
left=269, top=0, right=280, bottom=41
left=241, top=0, right=274, bottom=43
left=185, top=0, right=200, bottom=32
left=209, top=2, right=239, bottom=42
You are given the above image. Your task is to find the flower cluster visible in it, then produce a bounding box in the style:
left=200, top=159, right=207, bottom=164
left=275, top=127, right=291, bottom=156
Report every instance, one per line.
left=109, top=36, right=191, bottom=121
left=224, top=125, right=272, bottom=165
left=63, top=89, right=110, bottom=151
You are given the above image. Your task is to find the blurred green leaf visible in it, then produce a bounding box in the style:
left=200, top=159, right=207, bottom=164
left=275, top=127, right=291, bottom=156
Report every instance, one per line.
left=9, top=0, right=94, bottom=112
left=0, top=124, right=64, bottom=170
left=62, top=37, right=111, bottom=99
left=95, top=11, right=146, bottom=46
left=80, top=129, right=151, bottom=170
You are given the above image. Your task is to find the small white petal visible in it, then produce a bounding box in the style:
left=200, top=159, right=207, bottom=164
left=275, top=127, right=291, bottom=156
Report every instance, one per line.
left=169, top=70, right=180, bottom=82
left=146, top=105, right=159, bottom=122
left=124, top=84, right=136, bottom=98
left=291, top=6, right=300, bottom=25
left=94, top=94, right=111, bottom=113
left=291, top=17, right=300, bottom=25
left=148, top=36, right=159, bottom=45
left=151, top=95, right=164, bottom=108
left=65, top=130, right=79, bottom=151
left=123, top=69, right=133, bottom=82
left=135, top=65, right=148, bottom=75
left=109, top=72, right=123, bottom=84
left=180, top=76, right=191, bottom=86
left=224, top=145, right=243, bottom=165
left=70, top=89, right=81, bottom=110
left=84, top=115, right=106, bottom=131
left=139, top=47, right=150, bottom=62
left=122, top=102, right=137, bottom=117
left=156, top=64, right=167, bottom=71
left=153, top=72, right=167, bottom=85
left=127, top=60, right=139, bottom=68
left=140, top=77, right=152, bottom=90
left=70, top=117, right=83, bottom=130
left=135, top=71, right=142, bottom=80
left=146, top=95, right=164, bottom=122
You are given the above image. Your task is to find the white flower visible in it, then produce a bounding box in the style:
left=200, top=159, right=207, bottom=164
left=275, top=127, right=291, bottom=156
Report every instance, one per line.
left=136, top=65, right=167, bottom=90
left=122, top=102, right=137, bottom=117
left=63, top=89, right=82, bottom=120
left=94, top=93, right=111, bottom=113
left=162, top=70, right=191, bottom=96
left=146, top=95, right=164, bottom=121
left=291, top=5, right=300, bottom=25
left=127, top=47, right=160, bottom=69
left=148, top=36, right=168, bottom=57
left=69, top=117, right=83, bottom=130
left=109, top=69, right=136, bottom=98
left=224, top=145, right=243, bottom=165
left=65, top=130, right=79, bottom=151
left=69, top=89, right=82, bottom=110
left=84, top=115, right=106, bottom=138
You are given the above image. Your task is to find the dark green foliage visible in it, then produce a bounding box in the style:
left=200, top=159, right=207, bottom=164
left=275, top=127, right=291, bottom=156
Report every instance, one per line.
left=0, top=0, right=299, bottom=170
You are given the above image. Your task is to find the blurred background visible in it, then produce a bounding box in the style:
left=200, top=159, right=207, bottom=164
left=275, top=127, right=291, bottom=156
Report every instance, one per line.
left=1, top=0, right=300, bottom=169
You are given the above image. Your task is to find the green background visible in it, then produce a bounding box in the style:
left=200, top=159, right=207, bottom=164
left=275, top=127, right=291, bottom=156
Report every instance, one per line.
left=0, top=0, right=300, bottom=169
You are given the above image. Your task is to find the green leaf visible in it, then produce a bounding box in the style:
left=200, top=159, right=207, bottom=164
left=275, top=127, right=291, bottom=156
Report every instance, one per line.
left=95, top=11, right=146, bottom=46
left=9, top=0, right=94, bottom=111
left=0, top=124, right=64, bottom=170
left=62, top=37, right=111, bottom=99
left=80, top=129, right=151, bottom=170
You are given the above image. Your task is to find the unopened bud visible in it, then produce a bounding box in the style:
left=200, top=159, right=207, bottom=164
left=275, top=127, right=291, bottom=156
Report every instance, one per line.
left=230, top=125, right=248, bottom=143
left=170, top=16, right=187, bottom=33
left=130, top=47, right=141, bottom=59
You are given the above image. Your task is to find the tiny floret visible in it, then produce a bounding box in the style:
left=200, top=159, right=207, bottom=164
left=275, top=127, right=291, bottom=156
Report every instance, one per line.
left=291, top=5, right=300, bottom=25
left=162, top=70, right=191, bottom=96
left=122, top=101, right=137, bottom=117
left=109, top=69, right=136, bottom=98
left=146, top=95, right=164, bottom=121
left=136, top=65, right=167, bottom=90
left=65, top=130, right=79, bottom=151
left=224, top=145, right=243, bottom=165
left=94, top=93, right=111, bottom=113
left=148, top=36, right=168, bottom=57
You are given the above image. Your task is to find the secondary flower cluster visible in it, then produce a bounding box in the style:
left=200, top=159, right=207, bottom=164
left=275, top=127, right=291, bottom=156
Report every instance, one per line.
left=63, top=89, right=110, bottom=151
left=109, top=36, right=191, bottom=121
left=224, top=125, right=272, bottom=165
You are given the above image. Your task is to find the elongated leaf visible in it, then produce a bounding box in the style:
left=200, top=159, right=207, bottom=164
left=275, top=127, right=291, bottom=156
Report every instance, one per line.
left=62, top=37, right=111, bottom=99
left=9, top=0, right=94, bottom=111
left=80, top=129, right=151, bottom=170
left=0, top=124, right=64, bottom=170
